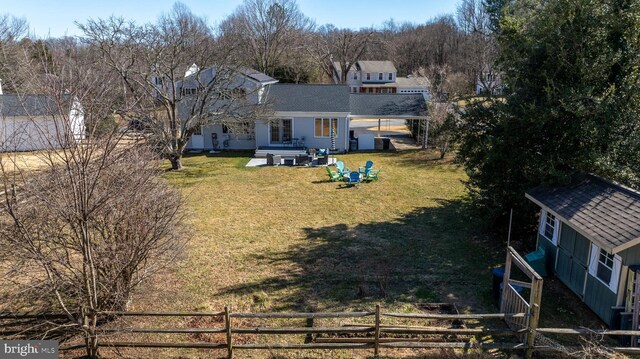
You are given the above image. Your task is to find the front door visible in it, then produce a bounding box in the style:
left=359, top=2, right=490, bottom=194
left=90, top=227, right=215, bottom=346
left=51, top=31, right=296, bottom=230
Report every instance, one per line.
left=270, top=119, right=292, bottom=144
left=190, top=126, right=204, bottom=149
left=555, top=227, right=591, bottom=297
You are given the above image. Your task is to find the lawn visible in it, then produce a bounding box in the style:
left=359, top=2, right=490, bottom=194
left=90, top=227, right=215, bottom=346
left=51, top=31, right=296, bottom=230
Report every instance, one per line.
left=115, top=150, right=603, bottom=357
left=145, top=150, right=502, bottom=314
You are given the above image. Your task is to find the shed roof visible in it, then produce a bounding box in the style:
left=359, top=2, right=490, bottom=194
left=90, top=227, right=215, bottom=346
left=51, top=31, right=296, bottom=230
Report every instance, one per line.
left=526, top=175, right=640, bottom=253
left=238, top=67, right=278, bottom=84
left=349, top=93, right=427, bottom=118
left=0, top=95, right=60, bottom=117
left=267, top=84, right=350, bottom=113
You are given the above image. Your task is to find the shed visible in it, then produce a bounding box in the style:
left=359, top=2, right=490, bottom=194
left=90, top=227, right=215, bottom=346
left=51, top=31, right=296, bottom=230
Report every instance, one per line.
left=526, top=174, right=640, bottom=327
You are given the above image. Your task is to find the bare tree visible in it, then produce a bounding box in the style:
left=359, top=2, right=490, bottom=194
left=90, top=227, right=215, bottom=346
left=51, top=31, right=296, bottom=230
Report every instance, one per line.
left=79, top=3, right=269, bottom=170
left=219, top=0, right=313, bottom=77
left=310, top=25, right=373, bottom=83
left=0, top=39, right=185, bottom=359
left=0, top=14, right=29, bottom=93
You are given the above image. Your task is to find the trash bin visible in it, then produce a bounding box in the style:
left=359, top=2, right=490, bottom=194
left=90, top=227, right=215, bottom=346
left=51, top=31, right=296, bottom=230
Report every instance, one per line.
left=349, top=139, right=358, bottom=151
left=492, top=267, right=505, bottom=303
left=382, top=138, right=391, bottom=150
left=524, top=247, right=547, bottom=277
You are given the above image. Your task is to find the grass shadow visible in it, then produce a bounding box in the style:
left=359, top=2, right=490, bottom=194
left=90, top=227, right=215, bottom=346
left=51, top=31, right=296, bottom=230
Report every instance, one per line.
left=216, top=199, right=503, bottom=312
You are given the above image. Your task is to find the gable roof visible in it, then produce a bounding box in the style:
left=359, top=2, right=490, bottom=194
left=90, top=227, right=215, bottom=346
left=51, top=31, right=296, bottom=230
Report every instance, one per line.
left=349, top=93, right=427, bottom=118
left=356, top=61, right=397, bottom=73
left=526, top=175, right=640, bottom=253
left=267, top=84, right=350, bottom=113
left=0, top=95, right=61, bottom=117
left=238, top=67, right=278, bottom=85
left=332, top=61, right=397, bottom=74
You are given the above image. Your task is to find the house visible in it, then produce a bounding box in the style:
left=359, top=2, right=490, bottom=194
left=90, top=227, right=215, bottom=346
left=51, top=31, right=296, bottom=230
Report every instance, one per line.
left=331, top=61, right=430, bottom=97
left=179, top=66, right=278, bottom=150
left=251, top=84, right=427, bottom=153
left=526, top=174, right=640, bottom=328
left=0, top=92, right=85, bottom=152
left=180, top=65, right=428, bottom=153
left=476, top=69, right=503, bottom=96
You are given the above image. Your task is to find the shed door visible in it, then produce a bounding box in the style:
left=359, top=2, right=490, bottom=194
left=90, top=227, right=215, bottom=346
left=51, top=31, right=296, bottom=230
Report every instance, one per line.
left=555, top=226, right=590, bottom=297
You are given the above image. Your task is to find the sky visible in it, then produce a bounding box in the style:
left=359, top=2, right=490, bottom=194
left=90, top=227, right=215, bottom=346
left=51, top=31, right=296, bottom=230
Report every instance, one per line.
left=1, top=0, right=460, bottom=38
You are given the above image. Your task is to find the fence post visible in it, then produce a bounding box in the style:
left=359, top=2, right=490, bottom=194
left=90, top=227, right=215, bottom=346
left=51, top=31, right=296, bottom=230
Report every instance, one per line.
left=224, top=306, right=233, bottom=359
left=525, top=278, right=543, bottom=359
left=374, top=304, right=381, bottom=358
left=500, top=250, right=513, bottom=313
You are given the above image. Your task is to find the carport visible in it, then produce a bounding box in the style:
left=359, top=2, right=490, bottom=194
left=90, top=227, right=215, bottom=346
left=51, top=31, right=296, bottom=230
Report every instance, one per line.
left=348, top=93, right=428, bottom=151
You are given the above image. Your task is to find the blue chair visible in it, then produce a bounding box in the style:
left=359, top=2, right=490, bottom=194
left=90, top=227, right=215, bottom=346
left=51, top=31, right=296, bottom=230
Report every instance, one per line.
left=336, top=161, right=351, bottom=176
left=358, top=160, right=374, bottom=175
left=347, top=171, right=361, bottom=187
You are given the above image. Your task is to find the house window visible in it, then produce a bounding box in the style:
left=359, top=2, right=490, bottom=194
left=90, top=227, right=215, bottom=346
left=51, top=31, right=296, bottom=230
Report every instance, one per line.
left=366, top=73, right=370, bottom=80
left=353, top=73, right=358, bottom=80
left=597, top=249, right=615, bottom=284
left=543, top=212, right=556, bottom=240
left=589, top=243, right=622, bottom=293
left=222, top=124, right=229, bottom=134
left=193, top=125, right=202, bottom=135
left=388, top=73, right=393, bottom=81
left=379, top=73, right=383, bottom=80
left=314, top=118, right=338, bottom=137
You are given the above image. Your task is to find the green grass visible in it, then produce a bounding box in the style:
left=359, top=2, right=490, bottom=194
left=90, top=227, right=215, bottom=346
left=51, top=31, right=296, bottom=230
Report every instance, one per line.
left=143, top=150, right=506, bottom=315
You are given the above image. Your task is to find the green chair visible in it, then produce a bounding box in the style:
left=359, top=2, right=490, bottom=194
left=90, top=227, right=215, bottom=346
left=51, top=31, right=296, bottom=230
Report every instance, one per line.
left=365, top=166, right=382, bottom=181
left=326, top=166, right=341, bottom=182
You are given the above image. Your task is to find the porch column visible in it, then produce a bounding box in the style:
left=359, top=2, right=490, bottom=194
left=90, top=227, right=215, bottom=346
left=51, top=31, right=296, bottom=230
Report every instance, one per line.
left=378, top=119, right=381, bottom=137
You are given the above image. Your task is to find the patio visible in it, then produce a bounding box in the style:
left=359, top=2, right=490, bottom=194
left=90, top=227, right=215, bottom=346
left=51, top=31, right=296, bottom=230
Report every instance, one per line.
left=246, top=156, right=337, bottom=167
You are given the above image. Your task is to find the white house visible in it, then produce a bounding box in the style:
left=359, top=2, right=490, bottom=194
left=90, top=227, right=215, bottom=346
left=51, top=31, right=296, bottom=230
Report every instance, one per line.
left=331, top=60, right=430, bottom=98
left=0, top=93, right=85, bottom=152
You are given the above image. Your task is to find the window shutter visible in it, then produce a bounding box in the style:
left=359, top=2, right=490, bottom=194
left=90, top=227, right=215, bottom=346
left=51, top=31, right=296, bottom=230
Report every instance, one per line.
left=538, top=210, right=546, bottom=235
left=609, top=255, right=622, bottom=293
left=552, top=218, right=560, bottom=245
left=588, top=243, right=599, bottom=276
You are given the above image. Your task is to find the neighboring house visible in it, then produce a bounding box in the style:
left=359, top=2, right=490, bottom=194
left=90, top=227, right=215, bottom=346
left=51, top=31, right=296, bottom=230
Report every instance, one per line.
left=476, top=70, right=503, bottom=96
left=526, top=175, right=640, bottom=328
left=331, top=61, right=430, bottom=97
left=0, top=93, right=85, bottom=152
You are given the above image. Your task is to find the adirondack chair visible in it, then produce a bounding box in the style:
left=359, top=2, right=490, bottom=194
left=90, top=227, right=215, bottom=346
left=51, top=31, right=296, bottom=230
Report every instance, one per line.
left=365, top=166, right=382, bottom=181
left=326, top=166, right=341, bottom=182
left=336, top=161, right=351, bottom=176
left=358, top=160, right=374, bottom=175
left=347, top=171, right=361, bottom=187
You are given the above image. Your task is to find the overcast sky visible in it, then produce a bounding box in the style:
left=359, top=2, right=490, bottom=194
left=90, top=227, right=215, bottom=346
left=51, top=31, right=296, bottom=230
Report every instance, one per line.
left=1, top=0, right=460, bottom=38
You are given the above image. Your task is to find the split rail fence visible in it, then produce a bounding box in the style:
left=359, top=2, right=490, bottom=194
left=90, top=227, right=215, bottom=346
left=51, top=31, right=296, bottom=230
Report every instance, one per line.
left=5, top=247, right=640, bottom=357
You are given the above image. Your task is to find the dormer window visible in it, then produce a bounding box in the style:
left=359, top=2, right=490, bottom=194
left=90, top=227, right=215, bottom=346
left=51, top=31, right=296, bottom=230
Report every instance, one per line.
left=366, top=73, right=370, bottom=80
left=378, top=73, right=383, bottom=80
left=388, top=73, right=393, bottom=81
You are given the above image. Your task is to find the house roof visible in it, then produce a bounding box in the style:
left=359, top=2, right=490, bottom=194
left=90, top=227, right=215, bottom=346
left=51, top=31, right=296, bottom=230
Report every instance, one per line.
left=396, top=76, right=431, bottom=89
left=526, top=174, right=640, bottom=253
left=0, top=95, right=60, bottom=117
left=238, top=67, right=278, bottom=84
left=333, top=61, right=397, bottom=74
left=267, top=84, right=350, bottom=113
left=356, top=61, right=397, bottom=74
left=349, top=93, right=427, bottom=118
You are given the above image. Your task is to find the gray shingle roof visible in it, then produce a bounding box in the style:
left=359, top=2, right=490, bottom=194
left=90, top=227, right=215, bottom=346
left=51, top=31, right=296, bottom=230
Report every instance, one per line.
left=526, top=175, right=640, bottom=252
left=356, top=61, right=397, bottom=73
left=267, top=84, right=350, bottom=113
left=238, top=67, right=277, bottom=84
left=0, top=95, right=59, bottom=117
left=349, top=93, right=427, bottom=118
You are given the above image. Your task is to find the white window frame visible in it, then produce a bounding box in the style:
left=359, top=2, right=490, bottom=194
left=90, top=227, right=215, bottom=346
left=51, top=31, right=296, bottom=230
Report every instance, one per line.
left=366, top=73, right=370, bottom=80
left=588, top=243, right=622, bottom=293
left=538, top=209, right=560, bottom=245
left=353, top=73, right=358, bottom=80
left=314, top=118, right=339, bottom=138
left=388, top=73, right=393, bottom=81
left=378, top=73, right=383, bottom=80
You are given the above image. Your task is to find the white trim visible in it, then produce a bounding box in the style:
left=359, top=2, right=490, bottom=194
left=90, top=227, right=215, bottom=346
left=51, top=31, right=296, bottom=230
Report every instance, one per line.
left=538, top=209, right=546, bottom=236
left=610, top=255, right=622, bottom=293
left=588, top=242, right=622, bottom=294
left=553, top=218, right=560, bottom=245
left=589, top=243, right=599, bottom=276
left=273, top=111, right=350, bottom=117
left=313, top=118, right=339, bottom=139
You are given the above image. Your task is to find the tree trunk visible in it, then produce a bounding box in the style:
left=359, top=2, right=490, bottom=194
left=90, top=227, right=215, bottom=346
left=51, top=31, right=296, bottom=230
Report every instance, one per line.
left=83, top=313, right=99, bottom=359
left=169, top=155, right=183, bottom=170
